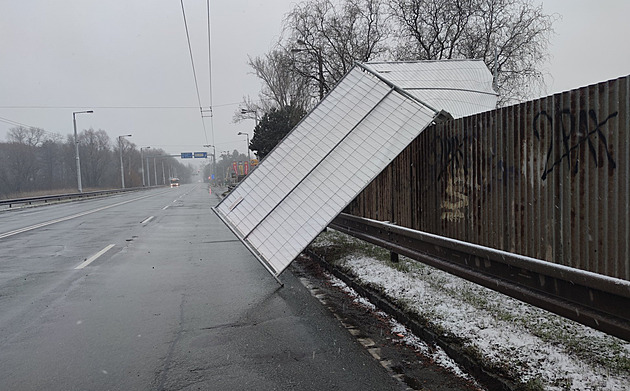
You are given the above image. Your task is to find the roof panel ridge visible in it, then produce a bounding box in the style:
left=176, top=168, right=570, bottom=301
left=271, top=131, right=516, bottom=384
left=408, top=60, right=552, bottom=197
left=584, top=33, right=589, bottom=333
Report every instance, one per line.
left=357, top=62, right=441, bottom=114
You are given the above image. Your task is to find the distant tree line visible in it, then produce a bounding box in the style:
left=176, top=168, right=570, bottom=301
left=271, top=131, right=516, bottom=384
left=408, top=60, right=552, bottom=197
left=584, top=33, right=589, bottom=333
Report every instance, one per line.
left=236, top=0, right=557, bottom=160
left=0, top=126, right=193, bottom=199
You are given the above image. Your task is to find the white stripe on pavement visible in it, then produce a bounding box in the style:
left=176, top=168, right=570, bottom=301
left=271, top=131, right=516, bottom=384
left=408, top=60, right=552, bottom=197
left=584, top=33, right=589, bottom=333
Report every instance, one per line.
left=75, top=244, right=115, bottom=270
left=0, top=192, right=165, bottom=240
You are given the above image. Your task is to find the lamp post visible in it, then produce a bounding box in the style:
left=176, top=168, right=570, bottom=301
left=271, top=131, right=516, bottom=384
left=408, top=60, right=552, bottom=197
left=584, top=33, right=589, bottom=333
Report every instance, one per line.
left=72, top=110, right=93, bottom=193
left=118, top=134, right=132, bottom=189
left=237, top=132, right=250, bottom=163
left=203, top=144, right=217, bottom=184
left=154, top=156, right=158, bottom=185
left=146, top=154, right=151, bottom=186
left=140, top=146, right=151, bottom=186
left=240, top=108, right=258, bottom=165
left=144, top=153, right=163, bottom=186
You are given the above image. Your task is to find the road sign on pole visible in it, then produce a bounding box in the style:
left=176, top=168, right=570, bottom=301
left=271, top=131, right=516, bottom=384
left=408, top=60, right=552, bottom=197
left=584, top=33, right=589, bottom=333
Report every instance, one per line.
left=181, top=152, right=193, bottom=159
left=193, top=152, right=207, bottom=158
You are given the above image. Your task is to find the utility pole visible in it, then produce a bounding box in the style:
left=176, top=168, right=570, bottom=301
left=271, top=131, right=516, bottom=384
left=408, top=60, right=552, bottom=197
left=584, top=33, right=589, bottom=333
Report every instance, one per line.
left=72, top=110, right=93, bottom=193
left=118, top=134, right=132, bottom=188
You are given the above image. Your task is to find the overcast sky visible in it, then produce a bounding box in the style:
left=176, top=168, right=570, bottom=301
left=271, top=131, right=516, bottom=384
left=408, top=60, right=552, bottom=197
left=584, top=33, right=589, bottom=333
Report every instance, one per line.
left=1, top=0, right=628, bottom=159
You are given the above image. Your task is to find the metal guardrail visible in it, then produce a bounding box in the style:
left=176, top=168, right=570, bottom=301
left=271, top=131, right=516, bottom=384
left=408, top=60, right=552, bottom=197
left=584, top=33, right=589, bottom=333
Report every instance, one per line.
left=330, top=213, right=630, bottom=342
left=0, top=187, right=155, bottom=208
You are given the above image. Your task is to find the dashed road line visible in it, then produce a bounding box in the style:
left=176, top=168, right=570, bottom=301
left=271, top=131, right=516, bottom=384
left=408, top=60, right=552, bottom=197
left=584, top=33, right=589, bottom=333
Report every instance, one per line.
left=0, top=193, right=163, bottom=240
left=75, top=244, right=115, bottom=270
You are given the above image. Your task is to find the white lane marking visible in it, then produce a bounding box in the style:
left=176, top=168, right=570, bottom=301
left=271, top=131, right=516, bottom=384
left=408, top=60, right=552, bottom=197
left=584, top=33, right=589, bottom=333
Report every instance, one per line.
left=141, top=216, right=154, bottom=225
left=162, top=205, right=169, bottom=210
left=0, top=192, right=165, bottom=240
left=75, top=244, right=115, bottom=270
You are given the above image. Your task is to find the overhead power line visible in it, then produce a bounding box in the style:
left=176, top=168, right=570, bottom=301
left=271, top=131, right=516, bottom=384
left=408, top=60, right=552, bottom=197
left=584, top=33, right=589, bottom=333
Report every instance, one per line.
left=0, top=102, right=241, bottom=110
left=0, top=115, right=65, bottom=137
left=180, top=0, right=209, bottom=144
left=0, top=115, right=31, bottom=128
left=207, top=0, right=215, bottom=147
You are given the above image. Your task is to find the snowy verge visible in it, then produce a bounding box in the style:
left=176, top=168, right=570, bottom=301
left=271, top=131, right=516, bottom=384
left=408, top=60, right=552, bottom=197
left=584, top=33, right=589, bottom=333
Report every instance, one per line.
left=309, top=230, right=630, bottom=391
left=327, top=272, right=479, bottom=385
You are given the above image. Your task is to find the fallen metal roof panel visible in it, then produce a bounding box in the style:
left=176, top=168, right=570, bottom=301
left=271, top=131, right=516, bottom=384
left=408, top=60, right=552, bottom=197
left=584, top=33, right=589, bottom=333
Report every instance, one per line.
left=214, top=60, right=497, bottom=281
left=363, top=60, right=497, bottom=118
left=214, top=64, right=441, bottom=278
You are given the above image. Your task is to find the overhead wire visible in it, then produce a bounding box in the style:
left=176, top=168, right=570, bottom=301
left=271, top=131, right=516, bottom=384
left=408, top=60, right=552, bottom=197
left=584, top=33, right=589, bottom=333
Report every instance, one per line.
left=180, top=0, right=209, bottom=144
left=0, top=115, right=65, bottom=137
left=206, top=0, right=215, bottom=148
left=0, top=102, right=241, bottom=109
left=0, top=115, right=31, bottom=128
left=4, top=2, right=219, bottom=149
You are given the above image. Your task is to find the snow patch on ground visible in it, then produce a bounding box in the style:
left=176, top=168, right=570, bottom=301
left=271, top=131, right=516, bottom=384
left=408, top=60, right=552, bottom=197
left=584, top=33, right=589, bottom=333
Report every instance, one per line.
left=311, top=232, right=630, bottom=390
left=327, top=271, right=477, bottom=384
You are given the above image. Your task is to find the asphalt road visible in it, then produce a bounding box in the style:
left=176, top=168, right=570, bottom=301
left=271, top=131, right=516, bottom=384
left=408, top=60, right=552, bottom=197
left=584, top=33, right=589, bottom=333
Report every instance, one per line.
left=0, top=184, right=406, bottom=391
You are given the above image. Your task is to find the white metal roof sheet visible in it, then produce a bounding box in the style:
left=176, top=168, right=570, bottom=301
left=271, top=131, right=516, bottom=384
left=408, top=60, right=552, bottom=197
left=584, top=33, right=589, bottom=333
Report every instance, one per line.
left=363, top=60, right=497, bottom=118
left=214, top=60, right=497, bottom=280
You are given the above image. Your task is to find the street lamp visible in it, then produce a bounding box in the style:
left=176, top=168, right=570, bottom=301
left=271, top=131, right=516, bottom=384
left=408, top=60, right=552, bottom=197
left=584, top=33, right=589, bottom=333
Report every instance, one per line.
left=118, top=134, right=132, bottom=189
left=151, top=154, right=162, bottom=185
left=237, top=132, right=251, bottom=163
left=140, top=146, right=151, bottom=186
left=239, top=109, right=257, bottom=167
left=154, top=156, right=158, bottom=185
left=72, top=110, right=93, bottom=193
left=203, top=144, right=217, bottom=184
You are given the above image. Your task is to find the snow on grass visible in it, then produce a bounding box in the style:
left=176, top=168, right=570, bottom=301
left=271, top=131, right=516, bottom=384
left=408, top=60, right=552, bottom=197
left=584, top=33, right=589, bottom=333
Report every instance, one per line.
left=310, top=230, right=630, bottom=391
left=327, top=271, right=478, bottom=384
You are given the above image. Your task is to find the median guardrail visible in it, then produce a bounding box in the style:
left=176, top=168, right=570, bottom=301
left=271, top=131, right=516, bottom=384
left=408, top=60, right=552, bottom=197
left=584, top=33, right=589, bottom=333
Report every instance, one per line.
left=0, top=187, right=154, bottom=209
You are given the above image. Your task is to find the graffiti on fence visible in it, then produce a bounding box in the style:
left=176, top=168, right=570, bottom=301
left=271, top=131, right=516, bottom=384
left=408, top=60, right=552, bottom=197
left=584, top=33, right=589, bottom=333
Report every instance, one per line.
left=440, top=166, right=469, bottom=222
left=431, top=133, right=470, bottom=222
left=533, top=109, right=618, bottom=180
left=432, top=133, right=468, bottom=181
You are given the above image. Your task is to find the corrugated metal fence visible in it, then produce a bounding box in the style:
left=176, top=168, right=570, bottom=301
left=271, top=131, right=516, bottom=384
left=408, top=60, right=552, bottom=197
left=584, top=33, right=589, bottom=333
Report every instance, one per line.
left=346, top=75, right=630, bottom=281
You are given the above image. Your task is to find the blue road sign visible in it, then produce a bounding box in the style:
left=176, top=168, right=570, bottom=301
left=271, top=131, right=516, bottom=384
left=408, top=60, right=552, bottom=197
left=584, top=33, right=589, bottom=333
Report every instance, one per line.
left=181, top=152, right=193, bottom=159
left=193, top=152, right=207, bottom=158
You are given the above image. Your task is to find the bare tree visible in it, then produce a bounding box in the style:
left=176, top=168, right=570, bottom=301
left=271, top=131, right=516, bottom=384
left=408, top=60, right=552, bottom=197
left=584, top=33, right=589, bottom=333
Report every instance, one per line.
left=7, top=126, right=46, bottom=147
left=388, top=0, right=473, bottom=60
left=248, top=50, right=312, bottom=111
left=283, top=0, right=390, bottom=99
left=389, top=0, right=556, bottom=104
left=1, top=126, right=49, bottom=194
left=79, top=128, right=113, bottom=188
left=39, top=139, right=62, bottom=191
left=0, top=127, right=173, bottom=197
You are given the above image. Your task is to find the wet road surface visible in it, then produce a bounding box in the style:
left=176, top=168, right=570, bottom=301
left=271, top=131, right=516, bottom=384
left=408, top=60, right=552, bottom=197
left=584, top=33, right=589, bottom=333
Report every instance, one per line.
left=0, top=184, right=408, bottom=390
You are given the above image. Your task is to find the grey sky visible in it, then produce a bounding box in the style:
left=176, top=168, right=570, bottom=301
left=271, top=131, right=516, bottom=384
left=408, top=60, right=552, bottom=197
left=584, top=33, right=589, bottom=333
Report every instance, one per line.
left=0, top=0, right=628, bottom=159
